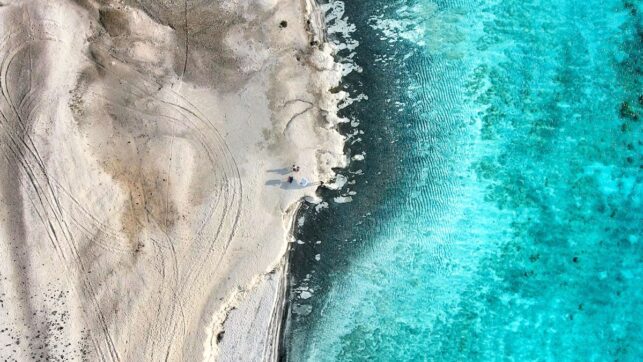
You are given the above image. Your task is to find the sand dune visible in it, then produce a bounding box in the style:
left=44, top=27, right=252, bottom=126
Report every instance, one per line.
left=0, top=0, right=344, bottom=360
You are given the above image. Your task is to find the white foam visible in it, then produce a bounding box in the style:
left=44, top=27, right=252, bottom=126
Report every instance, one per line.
left=325, top=174, right=348, bottom=190
left=292, top=303, right=312, bottom=316
left=333, top=196, right=353, bottom=204
left=315, top=201, right=329, bottom=212
left=321, top=1, right=362, bottom=76
left=339, top=93, right=368, bottom=110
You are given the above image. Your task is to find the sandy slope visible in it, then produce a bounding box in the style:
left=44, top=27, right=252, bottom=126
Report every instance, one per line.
left=0, top=0, right=344, bottom=360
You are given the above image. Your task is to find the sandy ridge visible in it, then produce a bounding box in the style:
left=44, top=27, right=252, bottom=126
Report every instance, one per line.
left=0, top=0, right=344, bottom=360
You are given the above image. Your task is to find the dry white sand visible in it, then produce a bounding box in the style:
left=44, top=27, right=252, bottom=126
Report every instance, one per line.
left=0, top=0, right=344, bottom=360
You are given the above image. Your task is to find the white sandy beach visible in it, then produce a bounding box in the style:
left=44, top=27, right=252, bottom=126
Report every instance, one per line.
left=0, top=0, right=344, bottom=360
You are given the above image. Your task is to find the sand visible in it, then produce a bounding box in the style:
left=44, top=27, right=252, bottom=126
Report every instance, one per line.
left=0, top=0, right=344, bottom=360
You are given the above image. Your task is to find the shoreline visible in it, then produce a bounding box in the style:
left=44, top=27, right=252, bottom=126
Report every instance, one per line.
left=273, top=1, right=337, bottom=359
left=215, top=1, right=340, bottom=360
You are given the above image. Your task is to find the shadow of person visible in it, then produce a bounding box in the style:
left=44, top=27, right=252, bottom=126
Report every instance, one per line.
left=266, top=167, right=291, bottom=175
left=279, top=181, right=312, bottom=190
left=265, top=179, right=283, bottom=186
left=265, top=178, right=315, bottom=190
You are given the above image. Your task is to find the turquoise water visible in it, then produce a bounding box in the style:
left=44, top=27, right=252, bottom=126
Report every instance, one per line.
left=283, top=0, right=642, bottom=360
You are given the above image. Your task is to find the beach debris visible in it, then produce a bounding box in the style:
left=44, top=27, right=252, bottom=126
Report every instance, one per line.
left=279, top=20, right=288, bottom=28
left=292, top=164, right=300, bottom=172
left=299, top=177, right=309, bottom=187
left=287, top=176, right=294, bottom=183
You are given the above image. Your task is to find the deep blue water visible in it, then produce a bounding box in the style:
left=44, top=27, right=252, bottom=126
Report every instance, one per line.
left=282, top=0, right=642, bottom=360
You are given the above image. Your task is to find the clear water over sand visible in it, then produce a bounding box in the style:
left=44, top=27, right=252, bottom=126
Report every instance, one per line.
left=283, top=0, right=642, bottom=360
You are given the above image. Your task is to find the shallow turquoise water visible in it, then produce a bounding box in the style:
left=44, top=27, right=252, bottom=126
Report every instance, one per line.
left=283, top=0, right=642, bottom=360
